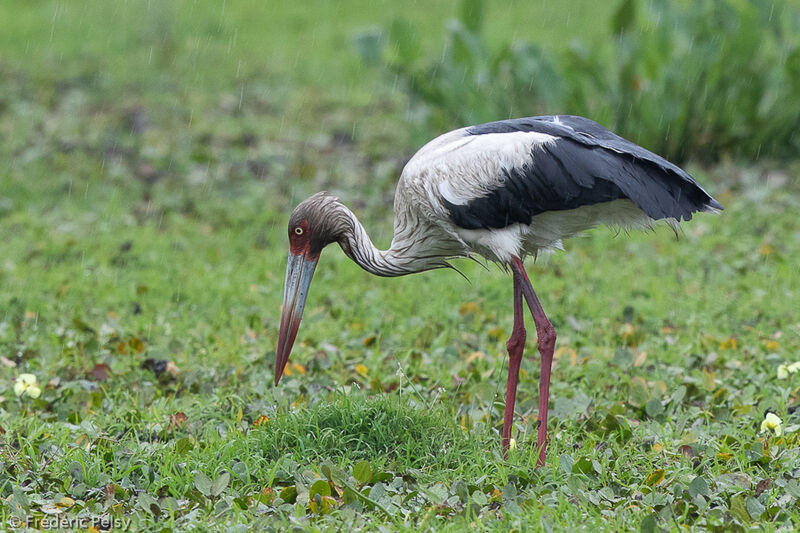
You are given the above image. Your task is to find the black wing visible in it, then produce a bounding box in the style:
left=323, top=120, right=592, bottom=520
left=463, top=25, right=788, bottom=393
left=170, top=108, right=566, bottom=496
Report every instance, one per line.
left=443, top=115, right=722, bottom=230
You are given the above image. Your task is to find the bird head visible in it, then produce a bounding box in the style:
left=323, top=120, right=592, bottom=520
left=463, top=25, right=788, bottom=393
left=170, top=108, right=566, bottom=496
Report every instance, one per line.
left=275, top=192, right=346, bottom=385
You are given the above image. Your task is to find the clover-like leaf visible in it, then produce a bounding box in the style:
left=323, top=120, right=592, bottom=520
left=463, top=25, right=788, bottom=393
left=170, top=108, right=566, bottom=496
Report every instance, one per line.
left=688, top=476, right=710, bottom=498
left=194, top=472, right=212, bottom=497
left=210, top=472, right=230, bottom=497
left=353, top=460, right=372, bottom=485
left=309, top=479, right=331, bottom=500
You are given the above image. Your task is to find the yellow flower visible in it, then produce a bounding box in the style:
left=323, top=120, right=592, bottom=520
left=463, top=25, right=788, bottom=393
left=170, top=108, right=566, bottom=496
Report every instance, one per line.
left=760, top=412, right=782, bottom=437
left=14, top=373, right=41, bottom=399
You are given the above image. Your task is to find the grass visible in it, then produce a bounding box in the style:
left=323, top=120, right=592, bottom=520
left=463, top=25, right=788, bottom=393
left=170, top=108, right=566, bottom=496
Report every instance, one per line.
left=1, top=1, right=800, bottom=531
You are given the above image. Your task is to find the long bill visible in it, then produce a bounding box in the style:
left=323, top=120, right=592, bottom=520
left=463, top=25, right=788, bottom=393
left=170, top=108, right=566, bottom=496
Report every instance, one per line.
left=275, top=252, right=318, bottom=385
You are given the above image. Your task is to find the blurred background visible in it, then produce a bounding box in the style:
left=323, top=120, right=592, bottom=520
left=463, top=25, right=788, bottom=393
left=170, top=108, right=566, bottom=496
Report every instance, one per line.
left=4, top=0, right=797, bottom=226
left=1, top=1, right=800, bottom=529
left=2, top=0, right=799, bottom=221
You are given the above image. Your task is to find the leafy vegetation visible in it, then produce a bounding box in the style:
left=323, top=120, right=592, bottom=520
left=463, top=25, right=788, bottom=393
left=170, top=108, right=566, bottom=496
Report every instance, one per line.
left=360, top=0, right=800, bottom=163
left=1, top=1, right=799, bottom=531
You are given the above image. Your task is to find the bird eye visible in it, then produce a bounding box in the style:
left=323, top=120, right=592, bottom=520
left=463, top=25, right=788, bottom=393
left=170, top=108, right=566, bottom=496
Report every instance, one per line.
left=294, top=227, right=304, bottom=235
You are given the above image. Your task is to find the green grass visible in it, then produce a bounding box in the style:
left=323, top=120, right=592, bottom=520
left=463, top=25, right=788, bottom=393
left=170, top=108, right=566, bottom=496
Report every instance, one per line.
left=2, top=1, right=800, bottom=531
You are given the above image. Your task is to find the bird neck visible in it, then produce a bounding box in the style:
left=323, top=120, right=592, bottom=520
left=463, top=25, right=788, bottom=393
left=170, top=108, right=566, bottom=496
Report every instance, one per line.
left=335, top=203, right=443, bottom=277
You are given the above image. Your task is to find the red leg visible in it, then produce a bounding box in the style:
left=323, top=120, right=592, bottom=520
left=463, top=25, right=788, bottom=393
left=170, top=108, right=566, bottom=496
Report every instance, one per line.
left=502, top=271, right=526, bottom=456
left=510, top=256, right=556, bottom=467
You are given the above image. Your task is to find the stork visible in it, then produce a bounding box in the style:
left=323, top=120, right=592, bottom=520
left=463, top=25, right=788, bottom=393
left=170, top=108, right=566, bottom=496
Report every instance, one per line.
left=275, top=115, right=721, bottom=466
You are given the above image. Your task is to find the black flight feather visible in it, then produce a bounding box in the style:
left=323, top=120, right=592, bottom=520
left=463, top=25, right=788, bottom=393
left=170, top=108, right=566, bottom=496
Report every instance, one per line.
left=443, top=115, right=722, bottom=230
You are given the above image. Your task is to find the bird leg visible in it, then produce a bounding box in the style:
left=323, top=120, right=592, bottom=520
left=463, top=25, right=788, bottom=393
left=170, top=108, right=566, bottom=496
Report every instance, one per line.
left=510, top=256, right=556, bottom=467
left=501, top=269, right=526, bottom=456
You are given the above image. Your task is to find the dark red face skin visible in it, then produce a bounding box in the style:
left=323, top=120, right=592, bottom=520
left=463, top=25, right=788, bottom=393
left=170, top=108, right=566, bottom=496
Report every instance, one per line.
left=289, top=219, right=311, bottom=257
left=289, top=219, right=328, bottom=261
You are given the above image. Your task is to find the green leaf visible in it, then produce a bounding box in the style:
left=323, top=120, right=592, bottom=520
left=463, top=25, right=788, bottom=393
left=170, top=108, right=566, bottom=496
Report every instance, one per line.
left=622, top=305, right=635, bottom=323
left=729, top=494, right=750, bottom=523
left=688, top=476, right=710, bottom=498
left=451, top=480, right=469, bottom=503
left=9, top=487, right=29, bottom=513
left=669, top=385, right=687, bottom=408
left=194, top=472, right=212, bottom=496
left=137, top=492, right=160, bottom=515
left=70, top=482, right=87, bottom=498
left=645, top=469, right=665, bottom=487
left=552, top=391, right=591, bottom=420
left=320, top=462, right=333, bottom=482
left=354, top=29, right=384, bottom=67
left=601, top=413, right=632, bottom=440
left=72, top=316, right=95, bottom=334
left=353, top=460, right=372, bottom=484
left=233, top=496, right=249, bottom=510
left=372, top=471, right=392, bottom=483
left=614, top=347, right=634, bottom=368
left=645, top=398, right=664, bottom=418
left=639, top=513, right=656, bottom=533
left=388, top=19, right=421, bottom=64
left=309, top=479, right=331, bottom=499
left=68, top=461, right=84, bottom=482
left=342, top=487, right=359, bottom=505
left=231, top=461, right=248, bottom=482
left=784, top=480, right=800, bottom=498
left=471, top=490, right=487, bottom=506
left=279, top=485, right=298, bottom=504
left=786, top=48, right=800, bottom=90
left=611, top=0, right=637, bottom=35
left=559, top=454, right=574, bottom=476
left=459, top=0, right=484, bottom=33
left=572, top=457, right=595, bottom=475
left=210, top=472, right=230, bottom=497
left=711, top=387, right=729, bottom=405
left=745, top=496, right=765, bottom=520
left=501, top=482, right=517, bottom=504
left=175, top=437, right=194, bottom=455
left=423, top=483, right=448, bottom=504
left=368, top=482, right=387, bottom=502
left=446, top=19, right=487, bottom=70
left=716, top=473, right=751, bottom=491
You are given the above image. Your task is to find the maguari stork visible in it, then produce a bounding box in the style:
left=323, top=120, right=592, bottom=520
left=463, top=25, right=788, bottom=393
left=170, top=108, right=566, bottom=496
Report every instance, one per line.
left=275, top=115, right=721, bottom=466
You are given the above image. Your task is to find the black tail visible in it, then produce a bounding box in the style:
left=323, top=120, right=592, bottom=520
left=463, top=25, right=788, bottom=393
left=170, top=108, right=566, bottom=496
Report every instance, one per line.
left=571, top=141, right=723, bottom=222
